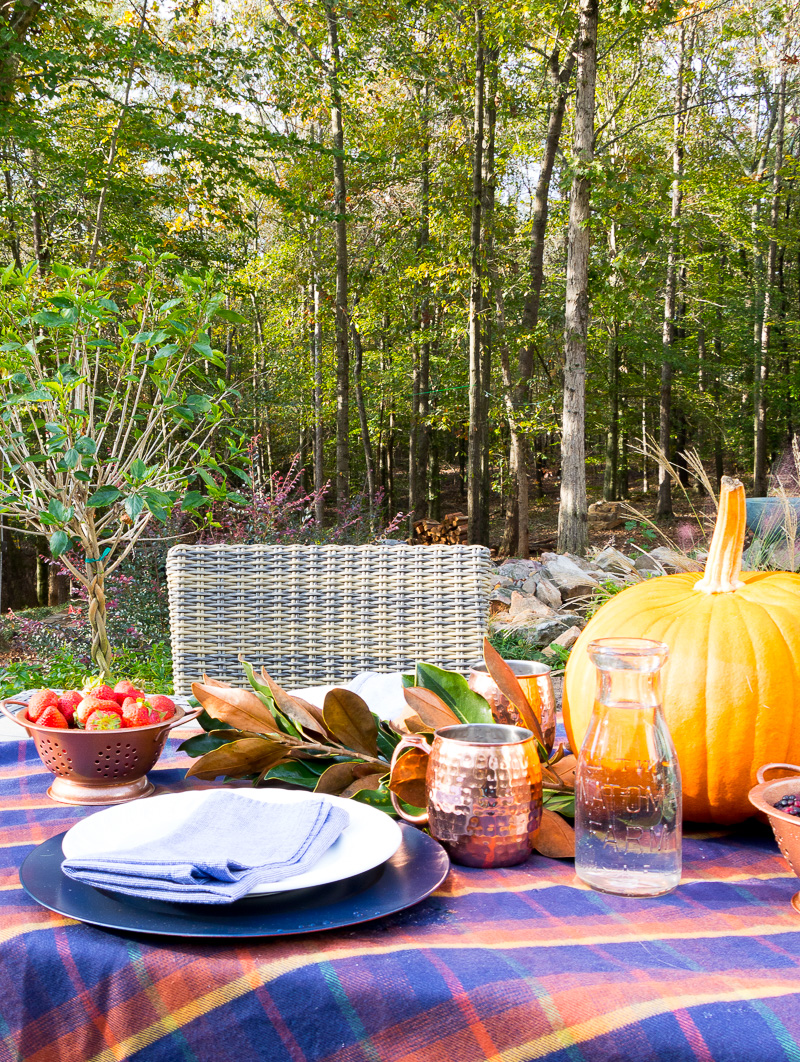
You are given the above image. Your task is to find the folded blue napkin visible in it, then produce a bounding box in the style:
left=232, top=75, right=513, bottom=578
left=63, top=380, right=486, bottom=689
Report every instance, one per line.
left=61, top=791, right=350, bottom=904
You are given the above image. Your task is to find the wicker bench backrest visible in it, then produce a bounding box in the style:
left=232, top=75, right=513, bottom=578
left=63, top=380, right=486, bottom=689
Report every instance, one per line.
left=166, top=543, right=494, bottom=692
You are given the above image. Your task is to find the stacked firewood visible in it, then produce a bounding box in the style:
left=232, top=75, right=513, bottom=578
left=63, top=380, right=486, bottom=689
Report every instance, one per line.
left=410, top=511, right=469, bottom=545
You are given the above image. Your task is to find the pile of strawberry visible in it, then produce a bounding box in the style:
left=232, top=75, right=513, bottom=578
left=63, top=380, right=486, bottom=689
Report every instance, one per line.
left=25, top=681, right=177, bottom=732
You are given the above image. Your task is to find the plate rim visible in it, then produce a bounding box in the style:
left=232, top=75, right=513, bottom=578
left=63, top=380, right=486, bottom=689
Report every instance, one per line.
left=20, top=823, right=450, bottom=938
left=61, top=786, right=403, bottom=897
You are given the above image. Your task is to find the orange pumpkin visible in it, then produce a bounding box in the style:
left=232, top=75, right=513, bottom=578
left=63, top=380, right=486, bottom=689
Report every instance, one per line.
left=563, top=478, right=800, bottom=824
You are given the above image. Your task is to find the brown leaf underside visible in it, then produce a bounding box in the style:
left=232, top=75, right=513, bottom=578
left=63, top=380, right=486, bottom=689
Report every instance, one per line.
left=322, top=688, right=379, bottom=757
left=482, top=637, right=545, bottom=744
left=315, top=760, right=382, bottom=796
left=402, top=687, right=460, bottom=730
left=186, top=737, right=289, bottom=780
left=192, top=682, right=281, bottom=735
left=259, top=668, right=329, bottom=739
left=534, top=809, right=576, bottom=858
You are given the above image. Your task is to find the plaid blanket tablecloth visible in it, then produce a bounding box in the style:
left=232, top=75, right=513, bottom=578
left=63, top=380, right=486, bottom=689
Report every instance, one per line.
left=2, top=738, right=800, bottom=1062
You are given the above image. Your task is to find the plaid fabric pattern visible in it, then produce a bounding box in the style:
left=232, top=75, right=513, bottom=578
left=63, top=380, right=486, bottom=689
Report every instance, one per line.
left=2, top=738, right=800, bottom=1062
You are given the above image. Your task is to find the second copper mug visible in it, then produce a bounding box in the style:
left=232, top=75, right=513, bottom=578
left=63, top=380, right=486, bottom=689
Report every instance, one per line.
left=468, top=660, right=556, bottom=753
left=390, top=723, right=542, bottom=868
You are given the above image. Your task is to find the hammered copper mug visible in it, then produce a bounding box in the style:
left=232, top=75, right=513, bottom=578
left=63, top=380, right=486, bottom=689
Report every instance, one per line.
left=468, top=661, right=556, bottom=753
left=390, top=724, right=542, bottom=868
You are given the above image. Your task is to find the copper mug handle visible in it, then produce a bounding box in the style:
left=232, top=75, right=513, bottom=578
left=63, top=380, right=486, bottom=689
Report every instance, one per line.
left=389, top=735, right=431, bottom=825
left=756, top=763, right=800, bottom=785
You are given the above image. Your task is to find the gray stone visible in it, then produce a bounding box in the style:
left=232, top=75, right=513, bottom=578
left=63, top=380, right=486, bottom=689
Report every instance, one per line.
left=593, top=546, right=637, bottom=575
left=563, top=552, right=594, bottom=572
left=491, top=575, right=514, bottom=590
left=489, top=587, right=513, bottom=608
left=648, top=546, right=701, bottom=573
left=496, top=559, right=540, bottom=582
left=550, top=625, right=581, bottom=649
left=557, top=612, right=585, bottom=628
left=634, top=553, right=660, bottom=572
left=544, top=566, right=599, bottom=601
left=534, top=577, right=562, bottom=609
left=508, top=592, right=554, bottom=619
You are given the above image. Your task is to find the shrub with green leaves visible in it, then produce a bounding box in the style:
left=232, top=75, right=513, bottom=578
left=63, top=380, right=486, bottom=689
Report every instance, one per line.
left=0, top=250, right=243, bottom=675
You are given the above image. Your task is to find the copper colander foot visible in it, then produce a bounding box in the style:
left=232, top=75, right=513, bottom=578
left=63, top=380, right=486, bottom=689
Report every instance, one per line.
left=47, top=775, right=155, bottom=806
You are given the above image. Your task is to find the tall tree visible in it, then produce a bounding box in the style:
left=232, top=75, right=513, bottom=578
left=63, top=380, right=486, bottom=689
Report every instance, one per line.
left=467, top=5, right=486, bottom=545
left=558, top=0, right=598, bottom=555
left=657, top=19, right=692, bottom=518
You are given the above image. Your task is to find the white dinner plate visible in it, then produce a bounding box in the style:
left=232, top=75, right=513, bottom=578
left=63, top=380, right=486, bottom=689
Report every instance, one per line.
left=61, top=788, right=403, bottom=897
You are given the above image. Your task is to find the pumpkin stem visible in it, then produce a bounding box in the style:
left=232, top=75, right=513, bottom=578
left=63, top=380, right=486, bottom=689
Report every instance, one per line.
left=695, top=477, right=746, bottom=594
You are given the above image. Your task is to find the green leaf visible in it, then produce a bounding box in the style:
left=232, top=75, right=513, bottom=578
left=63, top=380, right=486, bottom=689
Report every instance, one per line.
left=226, top=491, right=248, bottom=506
left=87, top=486, right=123, bottom=507
left=413, top=662, right=493, bottom=725
left=48, top=498, right=73, bottom=524
left=264, top=760, right=326, bottom=788
left=123, top=495, right=144, bottom=521
left=181, top=490, right=205, bottom=511
left=74, top=437, right=96, bottom=455
left=129, top=458, right=148, bottom=480
left=62, top=448, right=80, bottom=469
left=192, top=341, right=213, bottom=358
left=49, top=530, right=70, bottom=558
left=215, top=307, right=248, bottom=324
left=185, top=394, right=212, bottom=414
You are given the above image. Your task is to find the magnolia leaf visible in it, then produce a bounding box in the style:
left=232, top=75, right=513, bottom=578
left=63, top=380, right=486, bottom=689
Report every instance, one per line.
left=191, top=681, right=282, bottom=735
left=314, top=760, right=380, bottom=796
left=544, top=790, right=575, bottom=818
left=414, top=662, right=492, bottom=725
left=482, top=638, right=545, bottom=745
left=202, top=673, right=234, bottom=688
left=550, top=753, right=577, bottom=787
left=185, top=737, right=289, bottom=780
left=402, top=687, right=460, bottom=731
left=322, top=688, right=379, bottom=757
left=340, top=772, right=386, bottom=799
left=534, top=809, right=575, bottom=859
left=388, top=747, right=429, bottom=808
left=259, top=668, right=329, bottom=740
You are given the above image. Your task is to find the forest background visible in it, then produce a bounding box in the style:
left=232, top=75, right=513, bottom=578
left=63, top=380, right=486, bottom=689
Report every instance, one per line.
left=0, top=0, right=798, bottom=647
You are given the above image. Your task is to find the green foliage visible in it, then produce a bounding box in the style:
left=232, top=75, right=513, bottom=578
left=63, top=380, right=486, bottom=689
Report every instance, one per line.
left=0, top=641, right=173, bottom=699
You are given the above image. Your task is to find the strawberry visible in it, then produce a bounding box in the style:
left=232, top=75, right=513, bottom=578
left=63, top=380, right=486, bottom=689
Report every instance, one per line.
left=114, top=680, right=144, bottom=703
left=76, top=696, right=122, bottom=728
left=36, top=706, right=69, bottom=729
left=146, top=695, right=176, bottom=722
left=57, top=690, right=83, bottom=725
left=85, top=709, right=123, bottom=731
left=85, top=683, right=118, bottom=703
left=27, top=689, right=59, bottom=721
left=121, top=700, right=150, bottom=728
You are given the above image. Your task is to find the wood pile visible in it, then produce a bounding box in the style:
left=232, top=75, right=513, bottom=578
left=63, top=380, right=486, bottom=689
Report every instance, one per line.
left=410, top=511, right=469, bottom=545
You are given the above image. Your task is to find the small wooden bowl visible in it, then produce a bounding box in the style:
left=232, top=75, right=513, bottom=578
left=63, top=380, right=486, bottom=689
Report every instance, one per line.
left=1, top=698, right=201, bottom=805
left=749, top=762, right=800, bottom=913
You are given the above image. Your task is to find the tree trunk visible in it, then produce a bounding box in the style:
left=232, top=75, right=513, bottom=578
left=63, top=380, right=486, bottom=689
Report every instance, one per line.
left=557, top=0, right=597, bottom=556
left=657, top=20, right=691, bottom=519
left=603, top=325, right=619, bottom=500
left=313, top=263, right=325, bottom=525
left=503, top=36, right=577, bottom=556
left=467, top=6, right=485, bottom=545
left=753, top=61, right=787, bottom=496
left=325, top=1, right=350, bottom=512
left=351, top=322, right=375, bottom=515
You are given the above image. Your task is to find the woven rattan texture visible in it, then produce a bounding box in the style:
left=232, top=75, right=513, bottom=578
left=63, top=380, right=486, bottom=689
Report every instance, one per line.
left=166, top=544, right=494, bottom=692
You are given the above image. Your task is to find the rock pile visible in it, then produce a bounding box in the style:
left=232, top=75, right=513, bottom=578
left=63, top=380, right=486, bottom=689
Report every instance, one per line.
left=489, top=544, right=702, bottom=658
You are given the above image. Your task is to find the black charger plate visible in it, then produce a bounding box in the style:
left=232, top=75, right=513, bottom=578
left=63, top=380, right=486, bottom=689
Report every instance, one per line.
left=20, top=822, right=449, bottom=939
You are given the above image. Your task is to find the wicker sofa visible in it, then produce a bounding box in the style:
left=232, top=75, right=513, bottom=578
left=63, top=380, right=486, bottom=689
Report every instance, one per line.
left=166, top=543, right=494, bottom=693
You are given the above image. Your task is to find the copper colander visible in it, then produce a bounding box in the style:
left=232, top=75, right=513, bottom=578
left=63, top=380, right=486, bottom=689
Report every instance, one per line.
left=1, top=699, right=201, bottom=805
left=749, top=762, right=800, bottom=913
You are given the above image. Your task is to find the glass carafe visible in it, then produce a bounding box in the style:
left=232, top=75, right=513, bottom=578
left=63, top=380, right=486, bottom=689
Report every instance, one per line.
left=575, top=638, right=681, bottom=897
